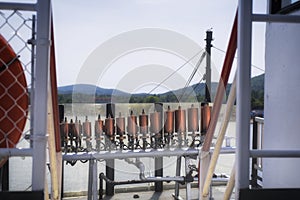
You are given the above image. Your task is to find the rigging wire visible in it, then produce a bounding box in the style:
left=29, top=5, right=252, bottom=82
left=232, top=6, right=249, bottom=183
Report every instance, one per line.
left=212, top=46, right=265, bottom=72
left=184, top=73, right=206, bottom=100
left=147, top=48, right=205, bottom=94
left=178, top=51, right=206, bottom=102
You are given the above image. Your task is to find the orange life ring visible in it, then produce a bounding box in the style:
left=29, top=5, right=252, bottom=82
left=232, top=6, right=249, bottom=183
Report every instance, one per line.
left=0, top=34, right=28, bottom=148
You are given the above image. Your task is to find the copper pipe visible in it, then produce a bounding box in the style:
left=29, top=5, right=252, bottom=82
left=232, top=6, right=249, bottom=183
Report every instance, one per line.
left=127, top=111, right=138, bottom=139
left=175, top=106, right=186, bottom=133
left=78, top=120, right=82, bottom=136
left=139, top=109, right=149, bottom=134
left=104, top=115, right=115, bottom=152
left=68, top=118, right=75, bottom=133
left=95, top=114, right=104, bottom=138
left=62, top=117, right=69, bottom=138
left=74, top=117, right=82, bottom=150
left=116, top=112, right=125, bottom=136
left=150, top=111, right=161, bottom=134
left=68, top=119, right=76, bottom=149
left=83, top=116, right=91, bottom=138
left=139, top=109, right=149, bottom=150
left=60, top=117, right=69, bottom=151
left=201, top=103, right=212, bottom=135
left=83, top=116, right=92, bottom=151
left=164, top=106, right=174, bottom=147
left=175, top=106, right=187, bottom=147
left=188, top=104, right=199, bottom=132
left=69, top=119, right=75, bottom=137
left=164, top=106, right=174, bottom=134
left=74, top=117, right=81, bottom=137
left=150, top=111, right=162, bottom=149
left=105, top=116, right=115, bottom=138
left=116, top=112, right=125, bottom=148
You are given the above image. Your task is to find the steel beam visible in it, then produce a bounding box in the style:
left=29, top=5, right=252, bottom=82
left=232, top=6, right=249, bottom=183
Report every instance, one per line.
left=105, top=103, right=115, bottom=196
left=31, top=0, right=51, bottom=191
left=154, top=103, right=163, bottom=192
left=88, top=159, right=98, bottom=200
left=0, top=2, right=36, bottom=11
left=237, top=0, right=252, bottom=197
left=250, top=150, right=300, bottom=158
left=87, top=160, right=93, bottom=200
left=0, top=148, right=33, bottom=157
left=205, top=30, right=213, bottom=102
left=252, top=14, right=300, bottom=23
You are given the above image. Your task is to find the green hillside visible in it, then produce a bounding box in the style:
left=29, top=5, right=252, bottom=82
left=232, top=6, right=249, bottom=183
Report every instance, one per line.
left=251, top=74, right=264, bottom=109
left=58, top=74, right=264, bottom=109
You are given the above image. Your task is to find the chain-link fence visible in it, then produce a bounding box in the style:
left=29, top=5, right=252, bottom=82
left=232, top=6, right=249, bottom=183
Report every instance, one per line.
left=0, top=10, right=35, bottom=150
left=0, top=8, right=37, bottom=191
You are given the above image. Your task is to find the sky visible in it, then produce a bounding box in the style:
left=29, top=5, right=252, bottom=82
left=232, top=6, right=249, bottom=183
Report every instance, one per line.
left=21, top=0, right=269, bottom=94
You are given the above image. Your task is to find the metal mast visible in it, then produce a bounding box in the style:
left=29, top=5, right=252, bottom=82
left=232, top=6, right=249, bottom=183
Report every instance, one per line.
left=205, top=30, right=213, bottom=102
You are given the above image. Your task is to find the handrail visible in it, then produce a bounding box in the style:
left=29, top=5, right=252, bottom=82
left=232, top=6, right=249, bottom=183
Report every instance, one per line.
left=250, top=150, right=300, bottom=158
left=0, top=2, right=36, bottom=11
left=252, top=14, right=300, bottom=23
left=251, top=117, right=300, bottom=158
left=254, top=117, right=264, bottom=124
left=62, top=147, right=236, bottom=161
left=0, top=148, right=33, bottom=157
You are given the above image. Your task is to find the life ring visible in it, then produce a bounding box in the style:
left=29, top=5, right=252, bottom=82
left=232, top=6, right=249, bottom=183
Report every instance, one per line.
left=0, top=34, right=28, bottom=149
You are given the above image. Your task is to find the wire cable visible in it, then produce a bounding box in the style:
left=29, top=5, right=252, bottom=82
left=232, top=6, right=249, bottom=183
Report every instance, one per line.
left=184, top=74, right=206, bottom=99
left=178, top=52, right=206, bottom=102
left=147, top=48, right=205, bottom=94
left=212, top=46, right=265, bottom=72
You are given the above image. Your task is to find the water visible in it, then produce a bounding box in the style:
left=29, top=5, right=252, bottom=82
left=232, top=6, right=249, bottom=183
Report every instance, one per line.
left=8, top=103, right=237, bottom=194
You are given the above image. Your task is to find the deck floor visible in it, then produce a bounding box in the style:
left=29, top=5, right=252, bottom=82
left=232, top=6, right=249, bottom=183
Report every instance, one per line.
left=63, top=186, right=234, bottom=200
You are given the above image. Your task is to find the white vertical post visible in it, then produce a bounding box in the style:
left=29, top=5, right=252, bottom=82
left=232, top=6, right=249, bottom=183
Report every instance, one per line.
left=236, top=0, right=252, bottom=197
left=32, top=0, right=51, bottom=191
left=92, top=160, right=98, bottom=200
left=185, top=157, right=191, bottom=200
left=88, top=159, right=95, bottom=200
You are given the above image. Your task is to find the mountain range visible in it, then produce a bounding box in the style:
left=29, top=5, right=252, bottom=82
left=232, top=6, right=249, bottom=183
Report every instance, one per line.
left=58, top=84, right=130, bottom=96
left=58, top=73, right=264, bottom=106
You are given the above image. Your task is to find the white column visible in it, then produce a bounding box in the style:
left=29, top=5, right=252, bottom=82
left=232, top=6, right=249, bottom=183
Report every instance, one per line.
left=263, top=10, right=300, bottom=188
left=236, top=0, right=252, bottom=197
left=32, top=0, right=51, bottom=191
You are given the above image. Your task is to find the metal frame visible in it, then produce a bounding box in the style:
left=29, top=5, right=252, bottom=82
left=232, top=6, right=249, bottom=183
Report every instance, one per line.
left=252, top=13, right=300, bottom=23
left=63, top=147, right=235, bottom=161
left=237, top=0, right=252, bottom=195
left=0, top=2, right=36, bottom=11
left=0, top=0, right=52, bottom=193
left=250, top=150, right=300, bottom=158
left=0, top=148, right=33, bottom=157
left=6, top=0, right=300, bottom=197
left=32, top=0, right=51, bottom=191
left=63, top=147, right=235, bottom=200
left=237, top=0, right=300, bottom=198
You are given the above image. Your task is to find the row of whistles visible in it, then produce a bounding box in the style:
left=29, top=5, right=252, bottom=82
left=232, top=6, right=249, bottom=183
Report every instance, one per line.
left=59, top=103, right=211, bottom=152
